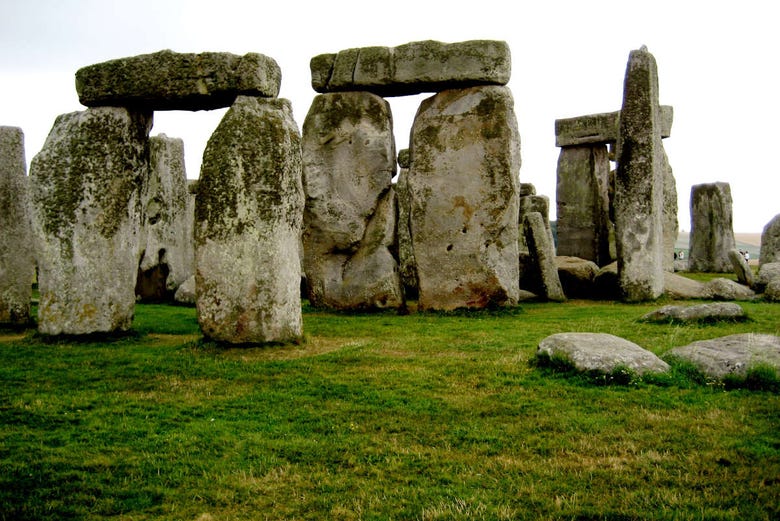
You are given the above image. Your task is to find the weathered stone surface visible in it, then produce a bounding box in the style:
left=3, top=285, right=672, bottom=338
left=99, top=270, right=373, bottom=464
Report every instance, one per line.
left=29, top=108, right=151, bottom=335
left=614, top=47, right=665, bottom=301
left=664, top=333, right=780, bottom=380
left=523, top=213, right=565, bottom=302
left=764, top=279, right=780, bottom=302
left=519, top=183, right=536, bottom=197
left=556, top=256, right=599, bottom=299
left=759, top=214, right=780, bottom=265
left=641, top=302, right=746, bottom=323
left=756, top=262, right=780, bottom=292
left=195, top=96, right=303, bottom=344
left=76, top=50, right=281, bottom=111
left=688, top=182, right=736, bottom=272
left=593, top=262, right=621, bottom=300
left=538, top=332, right=670, bottom=376
left=173, top=275, right=196, bottom=306
left=728, top=249, right=755, bottom=288
left=663, top=271, right=709, bottom=299
left=0, top=126, right=34, bottom=325
left=311, top=40, right=511, bottom=97
left=136, top=134, right=193, bottom=302
left=518, top=194, right=551, bottom=253
left=301, top=92, right=402, bottom=309
left=395, top=167, right=418, bottom=299
left=661, top=150, right=679, bottom=273
left=554, top=106, right=673, bottom=147
left=409, top=86, right=520, bottom=310
left=704, top=278, right=756, bottom=301
left=556, top=145, right=612, bottom=265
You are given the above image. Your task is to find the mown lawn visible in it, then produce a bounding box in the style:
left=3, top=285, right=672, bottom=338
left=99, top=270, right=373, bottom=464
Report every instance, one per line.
left=1, top=298, right=779, bottom=520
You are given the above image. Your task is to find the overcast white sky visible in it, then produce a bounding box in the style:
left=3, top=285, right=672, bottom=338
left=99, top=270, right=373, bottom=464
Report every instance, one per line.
left=1, top=0, right=777, bottom=232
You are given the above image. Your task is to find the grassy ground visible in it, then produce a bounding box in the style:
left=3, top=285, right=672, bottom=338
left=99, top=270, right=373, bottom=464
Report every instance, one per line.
left=1, top=298, right=779, bottom=520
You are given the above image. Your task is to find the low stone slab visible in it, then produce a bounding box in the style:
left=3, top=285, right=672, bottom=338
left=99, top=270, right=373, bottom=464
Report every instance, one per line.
left=705, top=278, right=756, bottom=301
left=765, top=279, right=780, bottom=302
left=664, top=333, right=780, bottom=380
left=757, top=262, right=780, bottom=291
left=554, top=106, right=673, bottom=147
left=537, top=332, right=670, bottom=376
left=641, top=302, right=746, bottom=323
left=556, top=256, right=599, bottom=299
left=663, top=271, right=709, bottom=299
left=311, top=40, right=511, bottom=96
left=76, top=50, right=281, bottom=111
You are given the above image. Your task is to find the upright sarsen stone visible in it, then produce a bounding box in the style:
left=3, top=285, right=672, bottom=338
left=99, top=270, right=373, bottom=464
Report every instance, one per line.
left=195, top=96, right=303, bottom=344
left=29, top=108, right=151, bottom=335
left=688, top=182, right=736, bottom=273
left=760, top=214, right=780, bottom=265
left=614, top=47, right=665, bottom=301
left=408, top=85, right=520, bottom=310
left=0, top=127, right=34, bottom=325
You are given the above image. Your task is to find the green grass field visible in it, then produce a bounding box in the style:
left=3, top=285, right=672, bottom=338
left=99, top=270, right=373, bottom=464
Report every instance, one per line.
left=1, top=296, right=779, bottom=520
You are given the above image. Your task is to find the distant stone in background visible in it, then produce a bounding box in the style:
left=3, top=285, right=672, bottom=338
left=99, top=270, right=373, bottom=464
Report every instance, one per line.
left=395, top=150, right=418, bottom=299
left=311, top=40, right=511, bottom=97
left=641, top=302, right=746, bottom=323
left=523, top=212, right=565, bottom=302
left=29, top=107, right=151, bottom=335
left=759, top=214, right=780, bottom=265
left=728, top=248, right=755, bottom=288
left=195, top=96, right=303, bottom=344
left=687, top=182, right=736, bottom=272
left=661, top=150, right=679, bottom=273
left=518, top=194, right=552, bottom=253
left=556, top=256, right=599, bottom=299
left=554, top=106, right=673, bottom=148
left=76, top=50, right=281, bottom=111
left=0, top=126, right=34, bottom=325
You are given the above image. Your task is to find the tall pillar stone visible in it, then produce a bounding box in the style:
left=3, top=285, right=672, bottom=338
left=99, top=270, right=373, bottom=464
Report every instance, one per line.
left=0, top=127, right=34, bottom=325
left=301, top=91, right=402, bottom=310
left=614, top=47, right=665, bottom=301
left=523, top=212, right=565, bottom=302
left=518, top=194, right=552, bottom=252
left=661, top=149, right=679, bottom=272
left=195, top=96, right=303, bottom=344
left=759, top=214, right=780, bottom=266
left=408, top=85, right=520, bottom=310
left=136, top=134, right=193, bottom=301
left=556, top=145, right=611, bottom=266
left=29, top=108, right=151, bottom=335
left=688, top=182, right=736, bottom=273
left=395, top=149, right=418, bottom=300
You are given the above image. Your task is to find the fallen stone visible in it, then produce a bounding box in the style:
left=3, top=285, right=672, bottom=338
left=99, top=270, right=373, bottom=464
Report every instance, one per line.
left=705, top=278, right=756, bottom=301
left=76, top=50, right=281, bottom=111
left=524, top=213, right=565, bottom=302
left=688, top=182, right=736, bottom=272
left=756, top=262, right=780, bottom=292
left=556, top=256, right=599, bottom=299
left=764, top=279, right=780, bottom=302
left=663, top=271, right=709, bottom=299
left=311, top=40, right=511, bottom=96
left=554, top=106, right=673, bottom=147
left=728, top=248, right=755, bottom=288
left=641, top=302, right=746, bottom=323
left=538, top=332, right=670, bottom=376
left=664, top=333, right=780, bottom=380
left=173, top=275, right=196, bottom=306
left=760, top=214, right=780, bottom=265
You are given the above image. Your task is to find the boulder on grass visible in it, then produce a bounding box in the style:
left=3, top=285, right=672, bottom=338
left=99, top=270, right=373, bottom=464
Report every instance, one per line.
left=664, top=333, right=780, bottom=381
left=704, top=278, right=755, bottom=301
left=640, top=302, right=746, bottom=323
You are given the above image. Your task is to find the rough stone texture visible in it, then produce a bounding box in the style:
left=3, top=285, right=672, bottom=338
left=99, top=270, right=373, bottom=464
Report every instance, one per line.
left=556, top=256, right=599, bottom=299
left=757, top=262, right=780, bottom=292
left=664, top=333, right=780, bottom=380
left=523, top=213, right=565, bottom=302
left=687, top=182, right=736, bottom=272
left=518, top=194, right=551, bottom=253
left=519, top=183, right=536, bottom=197
left=301, top=92, right=402, bottom=310
left=29, top=108, right=151, bottom=335
left=704, top=278, right=756, bottom=301
left=556, top=145, right=612, bottom=266
left=614, top=47, right=665, bottom=301
left=195, top=96, right=303, bottom=344
left=311, top=40, right=511, bottom=97
left=728, top=249, right=755, bottom=288
left=663, top=271, right=709, bottom=299
left=554, top=106, right=673, bottom=147
left=759, top=214, right=780, bottom=265
left=764, top=279, right=780, bottom=302
left=661, top=150, right=679, bottom=273
left=641, top=302, right=746, bottom=323
left=136, top=134, right=193, bottom=302
left=173, top=275, right=196, bottom=306
left=0, top=126, right=34, bottom=325
left=76, top=50, right=281, bottom=111
left=538, top=332, right=670, bottom=376
left=409, top=85, right=520, bottom=310
left=395, top=167, right=418, bottom=299
left=593, top=262, right=621, bottom=300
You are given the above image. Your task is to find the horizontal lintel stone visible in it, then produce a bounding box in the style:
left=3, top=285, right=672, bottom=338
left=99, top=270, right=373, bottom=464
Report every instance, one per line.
left=76, top=50, right=281, bottom=111
left=555, top=105, right=673, bottom=147
left=310, top=40, right=511, bottom=97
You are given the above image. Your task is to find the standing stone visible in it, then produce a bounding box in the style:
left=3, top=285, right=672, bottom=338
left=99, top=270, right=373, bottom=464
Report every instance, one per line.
left=556, top=144, right=611, bottom=266
left=195, top=96, right=303, bottom=344
left=408, top=85, right=520, bottom=310
left=518, top=194, right=552, bottom=252
left=136, top=134, right=193, bottom=301
left=759, top=214, right=780, bottom=265
left=614, top=47, right=665, bottom=301
left=728, top=249, right=755, bottom=288
left=523, top=212, right=565, bottom=302
left=688, top=182, right=736, bottom=272
left=395, top=149, right=418, bottom=299
left=661, top=150, right=679, bottom=272
left=29, top=108, right=151, bottom=335
left=0, top=127, right=34, bottom=325
left=301, top=92, right=402, bottom=310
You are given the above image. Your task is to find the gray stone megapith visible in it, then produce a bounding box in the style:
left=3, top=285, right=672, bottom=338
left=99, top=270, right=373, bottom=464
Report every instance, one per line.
left=29, top=107, right=152, bottom=335
left=136, top=134, right=194, bottom=302
left=661, top=149, right=679, bottom=272
left=0, top=126, right=34, bottom=325
left=518, top=194, right=552, bottom=253
left=555, top=145, right=612, bottom=266
left=614, top=47, right=665, bottom=301
left=687, top=182, right=736, bottom=273
left=76, top=50, right=282, bottom=111
left=759, top=214, right=780, bottom=265
left=301, top=91, right=402, bottom=310
left=310, top=40, right=511, bottom=97
left=523, top=212, right=565, bottom=302
left=728, top=248, right=755, bottom=288
left=195, top=96, right=304, bottom=345
left=554, top=106, right=672, bottom=147
left=664, top=333, right=780, bottom=380
left=395, top=168, right=418, bottom=299
left=408, top=85, right=520, bottom=310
